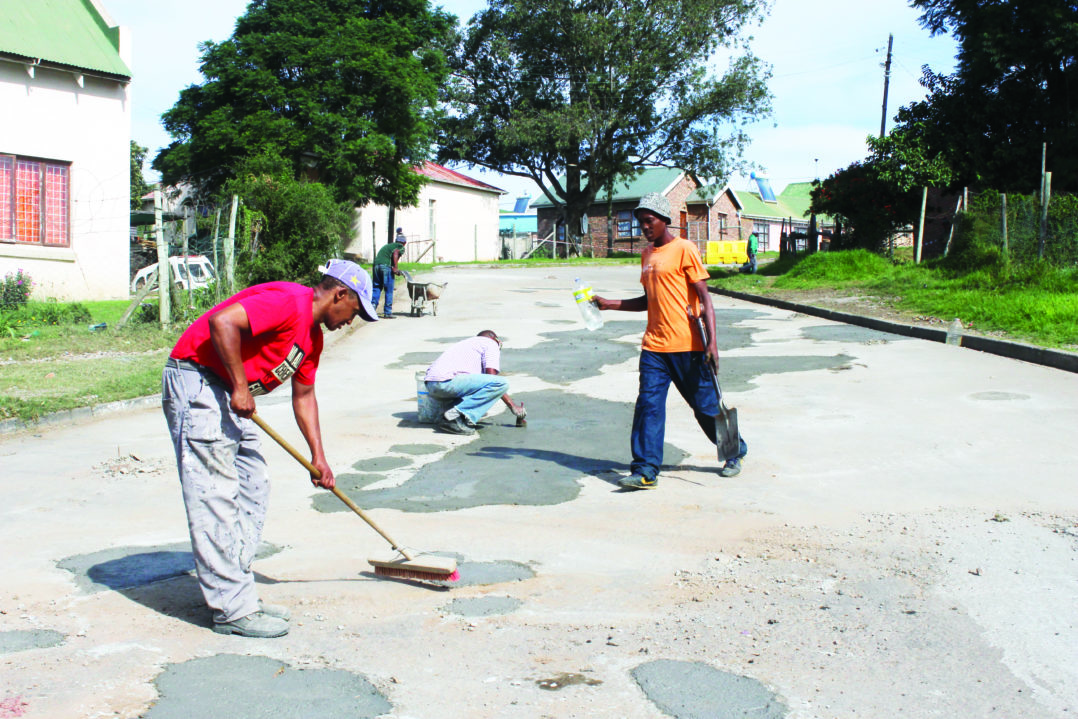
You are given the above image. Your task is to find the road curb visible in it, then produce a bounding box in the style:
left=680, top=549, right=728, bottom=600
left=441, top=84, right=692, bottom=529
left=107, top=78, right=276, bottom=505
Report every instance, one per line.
left=711, top=287, right=1078, bottom=375
left=0, top=394, right=162, bottom=436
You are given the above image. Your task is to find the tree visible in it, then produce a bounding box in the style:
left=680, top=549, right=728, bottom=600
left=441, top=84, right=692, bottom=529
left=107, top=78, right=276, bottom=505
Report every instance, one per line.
left=809, top=128, right=953, bottom=252
left=130, top=141, right=150, bottom=210
left=153, top=0, right=455, bottom=207
left=899, top=0, right=1078, bottom=191
left=439, top=0, right=771, bottom=248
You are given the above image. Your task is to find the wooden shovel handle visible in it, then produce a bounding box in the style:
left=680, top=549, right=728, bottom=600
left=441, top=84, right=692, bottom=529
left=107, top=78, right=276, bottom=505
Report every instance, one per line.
left=250, top=413, right=414, bottom=561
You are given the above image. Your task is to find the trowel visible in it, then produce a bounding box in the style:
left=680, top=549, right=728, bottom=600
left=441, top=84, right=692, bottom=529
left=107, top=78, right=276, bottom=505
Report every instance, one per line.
left=690, top=309, right=740, bottom=461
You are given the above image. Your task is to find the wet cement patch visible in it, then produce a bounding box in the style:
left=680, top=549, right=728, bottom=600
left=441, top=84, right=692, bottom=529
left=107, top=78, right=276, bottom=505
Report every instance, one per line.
left=454, top=559, right=535, bottom=586
left=537, top=672, right=603, bottom=690
left=0, top=630, right=64, bottom=654
left=58, top=542, right=282, bottom=594
left=351, top=456, right=412, bottom=472
left=388, top=443, right=444, bottom=456
left=801, top=324, right=908, bottom=344
left=631, top=660, right=788, bottom=718
left=970, top=391, right=1030, bottom=401
left=443, top=595, right=523, bottom=617
left=314, top=389, right=687, bottom=513
left=143, top=654, right=390, bottom=719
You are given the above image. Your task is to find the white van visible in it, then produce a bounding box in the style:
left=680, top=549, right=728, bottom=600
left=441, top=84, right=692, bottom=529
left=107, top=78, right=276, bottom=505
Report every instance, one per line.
left=131, top=255, right=216, bottom=293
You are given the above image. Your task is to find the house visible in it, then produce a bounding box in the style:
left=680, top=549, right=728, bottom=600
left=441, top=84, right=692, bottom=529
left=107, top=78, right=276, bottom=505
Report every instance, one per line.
left=0, top=0, right=132, bottom=300
left=728, top=177, right=833, bottom=251
left=531, top=167, right=691, bottom=257
left=345, top=162, right=504, bottom=264
left=499, top=196, right=537, bottom=259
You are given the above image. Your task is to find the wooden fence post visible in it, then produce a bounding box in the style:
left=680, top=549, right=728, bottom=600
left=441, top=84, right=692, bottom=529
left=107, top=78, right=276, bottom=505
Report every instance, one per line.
left=916, top=186, right=928, bottom=264
left=1039, top=172, right=1052, bottom=260
left=153, top=187, right=170, bottom=327
left=1001, top=194, right=1008, bottom=257
left=225, top=195, right=239, bottom=294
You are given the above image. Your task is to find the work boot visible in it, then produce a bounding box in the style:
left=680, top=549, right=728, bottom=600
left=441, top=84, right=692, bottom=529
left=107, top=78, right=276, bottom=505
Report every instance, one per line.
left=438, top=415, right=475, bottom=435
left=618, top=474, right=657, bottom=490
left=212, top=611, right=289, bottom=638
left=719, top=458, right=742, bottom=477
left=258, top=600, right=291, bottom=621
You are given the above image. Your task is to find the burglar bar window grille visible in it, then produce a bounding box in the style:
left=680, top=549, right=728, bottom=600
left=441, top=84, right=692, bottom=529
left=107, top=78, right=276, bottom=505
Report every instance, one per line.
left=0, top=154, right=71, bottom=246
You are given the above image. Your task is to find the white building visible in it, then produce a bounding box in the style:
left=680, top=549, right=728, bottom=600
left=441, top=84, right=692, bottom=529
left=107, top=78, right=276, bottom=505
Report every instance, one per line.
left=348, top=162, right=504, bottom=263
left=0, top=0, right=132, bottom=300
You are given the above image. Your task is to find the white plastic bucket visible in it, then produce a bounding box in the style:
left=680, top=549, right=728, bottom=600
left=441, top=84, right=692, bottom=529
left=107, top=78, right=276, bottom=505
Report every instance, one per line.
left=415, top=371, right=451, bottom=423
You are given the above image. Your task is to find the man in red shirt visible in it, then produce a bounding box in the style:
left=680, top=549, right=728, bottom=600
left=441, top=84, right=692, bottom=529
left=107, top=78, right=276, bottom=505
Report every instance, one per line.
left=162, top=259, right=377, bottom=637
left=593, top=193, right=747, bottom=490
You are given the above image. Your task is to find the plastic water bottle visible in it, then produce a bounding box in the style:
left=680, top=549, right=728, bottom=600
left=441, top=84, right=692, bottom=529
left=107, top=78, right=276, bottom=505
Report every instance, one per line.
left=945, top=318, right=963, bottom=346
left=572, top=278, right=604, bottom=331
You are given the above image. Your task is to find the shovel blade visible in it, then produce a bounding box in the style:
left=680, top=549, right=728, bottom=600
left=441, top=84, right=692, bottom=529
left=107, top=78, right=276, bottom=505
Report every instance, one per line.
left=715, top=405, right=740, bottom=460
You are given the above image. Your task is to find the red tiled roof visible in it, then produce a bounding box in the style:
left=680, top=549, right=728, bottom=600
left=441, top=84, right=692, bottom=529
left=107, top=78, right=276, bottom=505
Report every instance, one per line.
left=416, top=162, right=504, bottom=194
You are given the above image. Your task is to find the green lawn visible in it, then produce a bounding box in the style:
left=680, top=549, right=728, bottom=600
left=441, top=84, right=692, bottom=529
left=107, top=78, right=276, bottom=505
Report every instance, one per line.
left=711, top=250, right=1078, bottom=349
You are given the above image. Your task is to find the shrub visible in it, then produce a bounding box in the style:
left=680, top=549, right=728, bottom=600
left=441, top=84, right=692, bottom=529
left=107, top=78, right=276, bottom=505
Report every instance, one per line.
left=1, top=269, right=33, bottom=309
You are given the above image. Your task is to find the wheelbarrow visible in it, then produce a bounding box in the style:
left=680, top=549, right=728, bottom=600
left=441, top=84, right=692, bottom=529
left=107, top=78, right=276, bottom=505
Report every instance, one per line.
left=405, top=276, right=447, bottom=317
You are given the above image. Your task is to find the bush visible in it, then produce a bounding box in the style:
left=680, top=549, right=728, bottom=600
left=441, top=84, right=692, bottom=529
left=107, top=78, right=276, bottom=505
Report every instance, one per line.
left=1, top=269, right=33, bottom=309
left=225, top=152, right=353, bottom=288
left=0, top=300, right=92, bottom=337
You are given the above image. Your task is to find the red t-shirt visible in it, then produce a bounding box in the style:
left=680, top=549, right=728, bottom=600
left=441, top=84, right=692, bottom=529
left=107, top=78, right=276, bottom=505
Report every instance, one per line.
left=170, top=282, right=323, bottom=396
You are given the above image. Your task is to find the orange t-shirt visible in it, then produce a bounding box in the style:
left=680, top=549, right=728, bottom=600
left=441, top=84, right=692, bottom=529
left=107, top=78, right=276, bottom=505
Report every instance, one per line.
left=640, top=238, right=709, bottom=352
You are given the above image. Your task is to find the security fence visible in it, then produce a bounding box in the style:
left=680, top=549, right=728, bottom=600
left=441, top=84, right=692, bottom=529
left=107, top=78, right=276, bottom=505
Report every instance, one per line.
left=957, top=190, right=1078, bottom=265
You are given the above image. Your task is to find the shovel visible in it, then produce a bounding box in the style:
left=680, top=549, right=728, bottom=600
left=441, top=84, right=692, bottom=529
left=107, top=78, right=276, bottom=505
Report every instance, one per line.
left=690, top=308, right=740, bottom=461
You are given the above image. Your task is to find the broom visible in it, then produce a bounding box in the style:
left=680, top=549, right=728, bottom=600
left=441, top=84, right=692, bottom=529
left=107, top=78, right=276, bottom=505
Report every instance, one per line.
left=251, top=413, right=459, bottom=582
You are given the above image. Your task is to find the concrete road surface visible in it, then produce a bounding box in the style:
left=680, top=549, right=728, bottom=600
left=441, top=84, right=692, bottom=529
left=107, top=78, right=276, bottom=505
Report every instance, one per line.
left=1, top=265, right=1076, bottom=718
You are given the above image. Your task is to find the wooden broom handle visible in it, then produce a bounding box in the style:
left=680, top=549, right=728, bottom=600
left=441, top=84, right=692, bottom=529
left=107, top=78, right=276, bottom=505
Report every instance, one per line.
left=251, top=413, right=414, bottom=560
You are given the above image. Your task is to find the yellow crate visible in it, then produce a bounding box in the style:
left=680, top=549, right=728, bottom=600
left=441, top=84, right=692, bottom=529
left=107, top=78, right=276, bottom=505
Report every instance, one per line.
left=705, top=240, right=748, bottom=265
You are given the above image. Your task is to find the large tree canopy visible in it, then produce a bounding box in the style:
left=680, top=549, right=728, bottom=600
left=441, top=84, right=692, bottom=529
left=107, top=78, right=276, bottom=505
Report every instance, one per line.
left=439, top=0, right=771, bottom=241
left=899, top=0, right=1078, bottom=191
left=153, top=0, right=455, bottom=206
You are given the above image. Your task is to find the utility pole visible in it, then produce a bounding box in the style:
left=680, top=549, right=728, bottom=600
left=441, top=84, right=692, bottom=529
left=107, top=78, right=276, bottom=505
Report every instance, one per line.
left=880, top=33, right=893, bottom=138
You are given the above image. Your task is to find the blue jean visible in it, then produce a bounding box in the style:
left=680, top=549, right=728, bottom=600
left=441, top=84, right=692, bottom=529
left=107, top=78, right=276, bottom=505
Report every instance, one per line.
left=630, top=349, right=747, bottom=480
left=371, top=264, right=394, bottom=315
left=426, top=374, right=509, bottom=424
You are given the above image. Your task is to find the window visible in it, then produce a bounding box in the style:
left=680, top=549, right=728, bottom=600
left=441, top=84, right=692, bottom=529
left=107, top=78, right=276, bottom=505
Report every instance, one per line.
left=0, top=154, right=70, bottom=246
left=752, top=221, right=770, bottom=250
left=616, top=210, right=639, bottom=239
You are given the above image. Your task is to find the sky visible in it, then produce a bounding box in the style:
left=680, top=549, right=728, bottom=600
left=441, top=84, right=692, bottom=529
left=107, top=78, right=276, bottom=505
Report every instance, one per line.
left=108, top=0, right=958, bottom=207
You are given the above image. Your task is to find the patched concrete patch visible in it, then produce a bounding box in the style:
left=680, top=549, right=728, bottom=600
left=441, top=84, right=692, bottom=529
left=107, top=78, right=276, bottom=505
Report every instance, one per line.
left=388, top=443, right=444, bottom=456
left=631, top=660, right=788, bottom=719
left=719, top=354, right=855, bottom=393
left=351, top=456, right=412, bottom=472
left=315, top=389, right=687, bottom=513
left=454, top=559, right=536, bottom=586
left=970, top=391, right=1029, bottom=401
left=443, top=595, right=523, bottom=617
left=58, top=542, right=282, bottom=594
left=0, top=629, right=64, bottom=654
left=545, top=319, right=576, bottom=325
left=142, top=654, right=390, bottom=719
left=802, top=324, right=908, bottom=344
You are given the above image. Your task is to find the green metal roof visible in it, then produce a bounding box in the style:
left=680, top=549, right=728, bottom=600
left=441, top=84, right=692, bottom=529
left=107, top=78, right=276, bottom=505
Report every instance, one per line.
left=0, top=0, right=131, bottom=78
left=729, top=181, right=811, bottom=220
left=531, top=167, right=684, bottom=208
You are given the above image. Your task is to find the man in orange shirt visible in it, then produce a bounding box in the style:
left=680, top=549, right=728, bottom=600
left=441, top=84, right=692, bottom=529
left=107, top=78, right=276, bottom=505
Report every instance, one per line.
left=593, top=193, right=747, bottom=489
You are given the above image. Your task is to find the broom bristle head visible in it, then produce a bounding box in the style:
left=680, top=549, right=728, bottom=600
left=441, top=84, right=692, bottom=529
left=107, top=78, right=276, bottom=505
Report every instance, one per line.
left=373, top=565, right=460, bottom=582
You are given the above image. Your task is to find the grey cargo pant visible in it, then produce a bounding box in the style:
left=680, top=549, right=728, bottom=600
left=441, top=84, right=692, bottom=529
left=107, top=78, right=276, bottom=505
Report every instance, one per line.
left=162, top=362, right=268, bottom=623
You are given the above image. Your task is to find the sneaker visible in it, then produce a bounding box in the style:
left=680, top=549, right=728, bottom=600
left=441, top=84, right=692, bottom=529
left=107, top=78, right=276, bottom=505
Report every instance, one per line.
left=212, top=611, right=289, bottom=638
left=618, top=474, right=657, bottom=490
left=719, top=458, right=742, bottom=477
left=382, top=313, right=396, bottom=319
left=259, top=600, right=291, bottom=621
left=438, top=415, right=476, bottom=435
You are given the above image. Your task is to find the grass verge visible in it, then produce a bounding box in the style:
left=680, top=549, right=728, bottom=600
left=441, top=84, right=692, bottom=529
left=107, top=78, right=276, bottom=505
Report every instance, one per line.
left=710, top=250, right=1078, bottom=349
